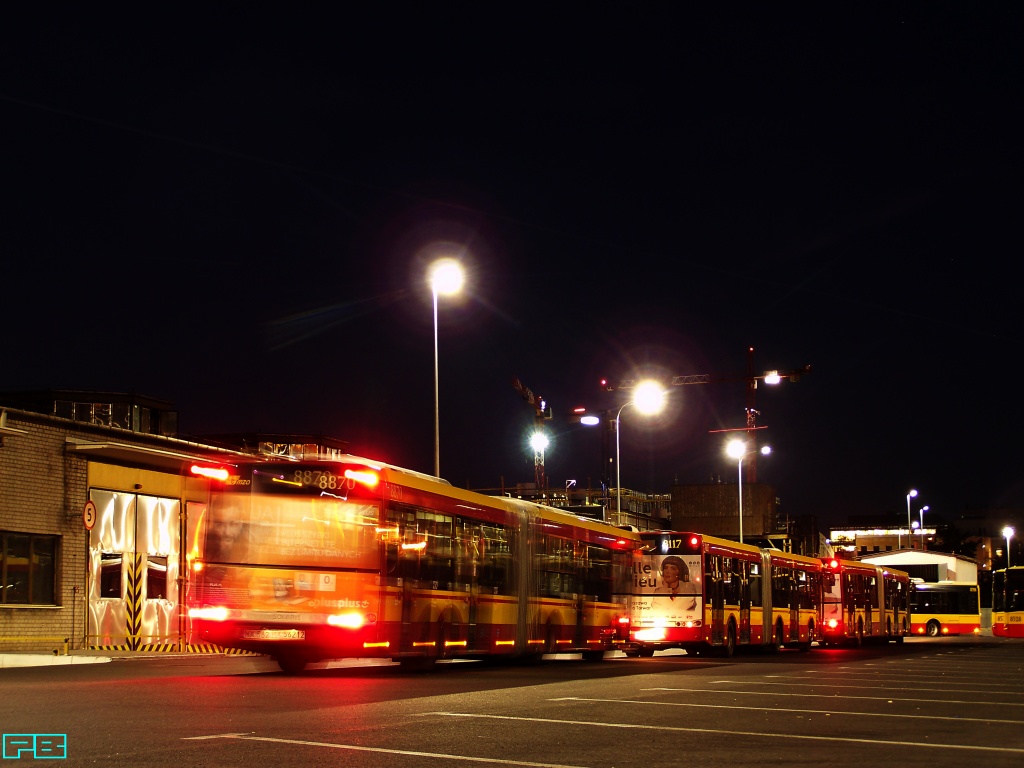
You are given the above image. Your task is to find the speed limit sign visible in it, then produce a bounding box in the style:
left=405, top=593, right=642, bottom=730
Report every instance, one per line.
left=82, top=500, right=97, bottom=530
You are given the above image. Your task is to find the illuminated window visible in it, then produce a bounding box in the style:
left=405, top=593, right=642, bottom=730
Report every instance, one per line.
left=0, top=532, right=58, bottom=605
left=147, top=556, right=168, bottom=600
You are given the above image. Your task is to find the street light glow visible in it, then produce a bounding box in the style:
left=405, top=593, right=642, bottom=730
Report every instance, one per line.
left=1004, top=526, right=1015, bottom=567
left=429, top=257, right=465, bottom=477
left=726, top=440, right=771, bottom=543
left=429, top=258, right=465, bottom=295
left=615, top=380, right=668, bottom=523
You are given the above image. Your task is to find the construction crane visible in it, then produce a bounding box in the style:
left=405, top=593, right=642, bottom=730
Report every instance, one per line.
left=603, top=347, right=811, bottom=483
left=511, top=376, right=553, bottom=489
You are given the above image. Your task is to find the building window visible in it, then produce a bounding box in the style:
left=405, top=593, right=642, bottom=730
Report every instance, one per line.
left=0, top=532, right=58, bottom=605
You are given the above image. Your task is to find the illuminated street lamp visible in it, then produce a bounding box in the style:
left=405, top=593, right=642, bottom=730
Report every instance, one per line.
left=906, top=489, right=918, bottom=551
left=429, top=258, right=464, bottom=477
left=529, top=431, right=549, bottom=489
left=614, top=380, right=667, bottom=522
left=1004, top=526, right=1016, bottom=567
left=918, top=505, right=929, bottom=550
left=726, top=440, right=772, bottom=544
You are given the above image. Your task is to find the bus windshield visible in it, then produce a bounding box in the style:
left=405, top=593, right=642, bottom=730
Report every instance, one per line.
left=203, top=490, right=380, bottom=571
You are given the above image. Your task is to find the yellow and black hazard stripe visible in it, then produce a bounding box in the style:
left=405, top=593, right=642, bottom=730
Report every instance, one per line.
left=125, top=553, right=144, bottom=651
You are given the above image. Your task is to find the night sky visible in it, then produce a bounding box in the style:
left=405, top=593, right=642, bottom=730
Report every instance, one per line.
left=3, top=9, right=1022, bottom=529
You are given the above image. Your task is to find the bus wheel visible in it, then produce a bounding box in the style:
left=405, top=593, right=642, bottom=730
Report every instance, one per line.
left=581, top=650, right=605, bottom=662
left=543, top=625, right=559, bottom=655
left=926, top=620, right=941, bottom=637
left=798, top=623, right=813, bottom=652
left=275, top=654, right=307, bottom=675
left=720, top=621, right=736, bottom=658
left=437, top=623, right=455, bottom=659
left=638, top=646, right=655, bottom=658
left=769, top=622, right=784, bottom=653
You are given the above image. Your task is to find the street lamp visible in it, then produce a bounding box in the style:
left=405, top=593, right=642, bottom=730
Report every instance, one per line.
left=726, top=440, right=772, bottom=544
left=906, top=489, right=918, bottom=551
left=918, top=505, right=929, bottom=550
left=1003, top=526, right=1015, bottom=568
left=614, top=380, right=667, bottom=523
left=429, top=258, right=464, bottom=477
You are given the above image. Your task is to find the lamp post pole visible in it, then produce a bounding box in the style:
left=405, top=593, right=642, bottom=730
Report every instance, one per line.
left=428, top=259, right=464, bottom=478
left=613, top=381, right=667, bottom=525
left=919, top=505, right=929, bottom=550
left=727, top=441, right=771, bottom=544
left=906, top=489, right=918, bottom=550
left=432, top=285, right=440, bottom=476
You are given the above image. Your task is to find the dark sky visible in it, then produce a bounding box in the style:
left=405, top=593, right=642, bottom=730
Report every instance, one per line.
left=3, top=8, right=1022, bottom=529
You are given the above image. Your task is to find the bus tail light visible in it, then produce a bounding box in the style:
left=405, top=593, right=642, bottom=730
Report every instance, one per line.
left=189, top=606, right=230, bottom=622
left=344, top=468, right=379, bottom=488
left=634, top=628, right=667, bottom=642
left=190, top=464, right=231, bottom=482
left=328, top=612, right=374, bottom=629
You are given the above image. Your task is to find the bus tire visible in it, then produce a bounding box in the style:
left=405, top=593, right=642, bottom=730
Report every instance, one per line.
left=638, top=646, right=655, bottom=658
left=768, top=621, right=784, bottom=653
left=926, top=619, right=941, bottom=637
left=798, top=622, right=813, bottom=652
left=720, top=621, right=737, bottom=658
left=581, top=650, right=605, bottom=662
left=275, top=654, right=308, bottom=675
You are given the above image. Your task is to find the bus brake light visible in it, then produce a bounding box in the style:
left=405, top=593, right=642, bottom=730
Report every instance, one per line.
left=328, top=612, right=367, bottom=629
left=190, top=464, right=231, bottom=482
left=189, top=606, right=230, bottom=622
left=344, top=469, right=379, bottom=488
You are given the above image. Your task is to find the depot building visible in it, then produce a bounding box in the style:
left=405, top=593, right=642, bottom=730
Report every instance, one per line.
left=0, top=391, right=343, bottom=654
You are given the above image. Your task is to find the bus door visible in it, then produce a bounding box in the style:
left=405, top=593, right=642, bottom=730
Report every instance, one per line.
left=708, top=555, right=725, bottom=644
left=739, top=559, right=751, bottom=644
left=790, top=572, right=801, bottom=642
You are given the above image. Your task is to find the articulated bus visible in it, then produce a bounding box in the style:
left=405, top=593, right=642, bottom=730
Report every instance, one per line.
left=820, top=558, right=911, bottom=646
left=185, top=456, right=640, bottom=672
left=992, top=567, right=1024, bottom=638
left=909, top=581, right=981, bottom=637
left=626, top=532, right=824, bottom=657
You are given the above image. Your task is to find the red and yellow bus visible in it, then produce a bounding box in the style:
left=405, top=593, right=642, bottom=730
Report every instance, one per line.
left=907, top=580, right=981, bottom=637
left=992, top=567, right=1024, bottom=638
left=185, top=456, right=639, bottom=672
left=820, top=557, right=912, bottom=645
left=626, top=532, right=823, bottom=657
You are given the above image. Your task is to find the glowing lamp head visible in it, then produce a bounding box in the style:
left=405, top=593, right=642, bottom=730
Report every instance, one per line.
left=632, top=380, right=667, bottom=415
left=429, top=258, right=464, bottom=296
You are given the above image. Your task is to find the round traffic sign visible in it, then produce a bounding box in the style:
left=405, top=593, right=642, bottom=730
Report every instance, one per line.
left=82, top=500, right=97, bottom=530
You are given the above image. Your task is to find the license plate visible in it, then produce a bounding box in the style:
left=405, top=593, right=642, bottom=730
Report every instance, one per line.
left=242, top=628, right=305, bottom=641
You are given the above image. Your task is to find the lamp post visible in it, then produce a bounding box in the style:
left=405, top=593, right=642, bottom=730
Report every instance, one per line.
left=429, top=258, right=464, bottom=477
left=614, top=380, right=667, bottom=524
left=1004, top=526, right=1016, bottom=568
left=726, top=440, right=772, bottom=544
left=918, top=505, right=929, bottom=550
left=906, top=489, right=918, bottom=551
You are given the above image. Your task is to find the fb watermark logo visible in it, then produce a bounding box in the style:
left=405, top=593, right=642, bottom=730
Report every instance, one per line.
left=2, top=734, right=67, bottom=760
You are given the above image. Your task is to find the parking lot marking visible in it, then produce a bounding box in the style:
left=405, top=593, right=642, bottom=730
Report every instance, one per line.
left=548, top=696, right=1023, bottom=725
left=420, top=712, right=1024, bottom=755
left=182, top=733, right=589, bottom=768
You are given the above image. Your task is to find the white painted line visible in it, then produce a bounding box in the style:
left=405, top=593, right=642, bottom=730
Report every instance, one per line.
left=182, top=733, right=589, bottom=768
left=546, top=696, right=1023, bottom=725
left=647, top=686, right=1024, bottom=707
left=420, top=712, right=1024, bottom=755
